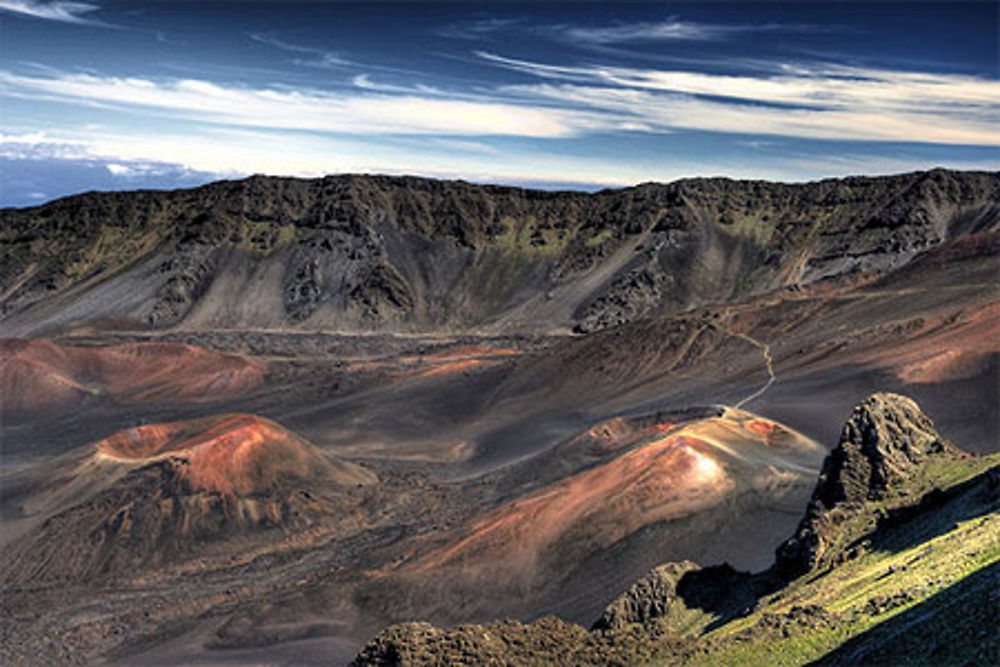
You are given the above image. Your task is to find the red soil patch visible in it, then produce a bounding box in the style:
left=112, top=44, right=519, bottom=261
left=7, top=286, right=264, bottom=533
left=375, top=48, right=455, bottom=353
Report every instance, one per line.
left=415, top=432, right=732, bottom=573
left=566, top=417, right=677, bottom=455
left=95, top=414, right=342, bottom=496
left=424, top=345, right=519, bottom=362
left=896, top=350, right=992, bottom=384
left=861, top=303, right=1000, bottom=384
left=413, top=411, right=819, bottom=578
left=745, top=418, right=782, bottom=445
left=0, top=338, right=265, bottom=414
left=418, top=359, right=484, bottom=377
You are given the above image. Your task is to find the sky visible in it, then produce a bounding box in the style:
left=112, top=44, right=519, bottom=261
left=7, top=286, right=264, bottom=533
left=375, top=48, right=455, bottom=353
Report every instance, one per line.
left=0, top=1, right=997, bottom=206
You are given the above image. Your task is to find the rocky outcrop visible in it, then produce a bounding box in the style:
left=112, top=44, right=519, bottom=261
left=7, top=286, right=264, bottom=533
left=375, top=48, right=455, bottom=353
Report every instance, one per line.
left=2, top=170, right=996, bottom=335
left=147, top=247, right=216, bottom=326
left=775, top=393, right=962, bottom=578
left=593, top=561, right=698, bottom=630
left=575, top=255, right=676, bottom=333
left=813, top=393, right=956, bottom=504
left=350, top=617, right=591, bottom=667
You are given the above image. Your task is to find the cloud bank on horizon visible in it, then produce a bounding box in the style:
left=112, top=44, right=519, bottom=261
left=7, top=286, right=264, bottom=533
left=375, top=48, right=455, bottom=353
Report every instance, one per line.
left=0, top=1, right=997, bottom=205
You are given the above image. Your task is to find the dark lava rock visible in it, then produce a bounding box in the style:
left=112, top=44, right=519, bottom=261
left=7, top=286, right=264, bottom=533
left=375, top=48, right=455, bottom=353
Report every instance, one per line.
left=3, top=170, right=997, bottom=334
left=592, top=561, right=699, bottom=630
left=814, top=393, right=955, bottom=505
left=350, top=616, right=590, bottom=666
left=775, top=392, right=959, bottom=578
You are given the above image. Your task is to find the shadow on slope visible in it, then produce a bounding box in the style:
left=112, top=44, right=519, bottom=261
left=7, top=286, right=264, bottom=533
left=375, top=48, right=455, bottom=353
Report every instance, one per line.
left=811, top=561, right=1000, bottom=667
left=865, top=465, right=1000, bottom=557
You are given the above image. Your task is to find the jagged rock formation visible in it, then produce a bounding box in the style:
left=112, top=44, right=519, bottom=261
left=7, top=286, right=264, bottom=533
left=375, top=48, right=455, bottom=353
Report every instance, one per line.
left=593, top=561, right=699, bottom=630
left=2, top=169, right=996, bottom=335
left=813, top=393, right=956, bottom=504
left=349, top=615, right=692, bottom=666
left=775, top=392, right=962, bottom=577
left=349, top=617, right=591, bottom=666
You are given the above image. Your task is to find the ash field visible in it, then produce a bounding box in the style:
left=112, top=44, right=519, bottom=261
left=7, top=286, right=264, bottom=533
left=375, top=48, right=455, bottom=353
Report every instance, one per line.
left=0, top=169, right=998, bottom=665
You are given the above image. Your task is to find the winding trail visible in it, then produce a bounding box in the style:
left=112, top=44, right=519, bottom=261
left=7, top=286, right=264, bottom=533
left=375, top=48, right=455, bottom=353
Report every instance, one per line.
left=732, top=332, right=775, bottom=409
left=713, top=317, right=776, bottom=409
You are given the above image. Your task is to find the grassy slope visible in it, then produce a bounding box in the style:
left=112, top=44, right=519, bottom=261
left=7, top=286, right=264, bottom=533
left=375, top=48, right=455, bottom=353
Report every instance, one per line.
left=678, top=455, right=1000, bottom=667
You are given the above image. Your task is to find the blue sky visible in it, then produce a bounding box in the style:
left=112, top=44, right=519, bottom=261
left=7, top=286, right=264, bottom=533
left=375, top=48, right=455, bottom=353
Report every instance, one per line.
left=0, top=1, right=997, bottom=206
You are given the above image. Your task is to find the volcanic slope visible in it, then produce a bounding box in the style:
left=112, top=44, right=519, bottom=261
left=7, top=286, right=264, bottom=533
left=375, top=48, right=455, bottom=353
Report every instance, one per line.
left=0, top=338, right=265, bottom=420
left=0, top=171, right=996, bottom=665
left=353, top=393, right=1000, bottom=666
left=0, top=404, right=822, bottom=665
left=354, top=406, right=824, bottom=626
left=0, top=413, right=375, bottom=585
left=2, top=169, right=996, bottom=336
left=488, top=223, right=1000, bottom=457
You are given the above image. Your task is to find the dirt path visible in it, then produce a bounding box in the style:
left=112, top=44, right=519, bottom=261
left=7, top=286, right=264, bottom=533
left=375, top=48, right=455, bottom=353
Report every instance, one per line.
left=731, top=332, right=775, bottom=409
left=712, top=318, right=776, bottom=409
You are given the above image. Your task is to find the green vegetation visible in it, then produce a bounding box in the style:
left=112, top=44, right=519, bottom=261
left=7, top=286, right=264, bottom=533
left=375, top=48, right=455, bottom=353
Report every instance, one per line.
left=676, top=455, right=1000, bottom=666
left=239, top=220, right=297, bottom=254
left=585, top=228, right=615, bottom=247
left=720, top=211, right=776, bottom=246
left=489, top=215, right=571, bottom=256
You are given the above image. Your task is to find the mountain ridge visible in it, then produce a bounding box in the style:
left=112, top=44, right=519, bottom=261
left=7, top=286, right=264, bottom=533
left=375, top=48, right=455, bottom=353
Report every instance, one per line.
left=3, top=168, right=996, bottom=336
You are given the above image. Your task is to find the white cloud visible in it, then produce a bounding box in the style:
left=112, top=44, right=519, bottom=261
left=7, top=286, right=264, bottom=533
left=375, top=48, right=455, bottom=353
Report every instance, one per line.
left=426, top=138, right=499, bottom=154
left=0, top=70, right=608, bottom=138
left=0, top=130, right=91, bottom=159
left=352, top=74, right=443, bottom=96
left=559, top=20, right=726, bottom=44
left=506, top=83, right=999, bottom=145
left=0, top=128, right=645, bottom=186
left=441, top=17, right=845, bottom=45
left=2, top=51, right=998, bottom=149
left=105, top=161, right=188, bottom=179
left=475, top=51, right=591, bottom=82
left=0, top=0, right=99, bottom=24
left=485, top=54, right=1000, bottom=146
left=5, top=128, right=997, bottom=194
left=559, top=20, right=851, bottom=44
left=104, top=162, right=131, bottom=176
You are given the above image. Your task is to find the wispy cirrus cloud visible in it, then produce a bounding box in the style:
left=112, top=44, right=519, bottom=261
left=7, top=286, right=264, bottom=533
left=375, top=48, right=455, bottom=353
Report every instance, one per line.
left=552, top=18, right=852, bottom=44
left=511, top=82, right=999, bottom=145
left=483, top=53, right=1000, bottom=145
left=248, top=33, right=356, bottom=69
left=555, top=19, right=730, bottom=43
left=436, top=17, right=523, bottom=41
left=0, top=0, right=100, bottom=25
left=248, top=32, right=426, bottom=78
left=0, top=69, right=615, bottom=138
left=438, top=16, right=852, bottom=46
left=482, top=52, right=1000, bottom=111
left=352, top=74, right=444, bottom=96
left=2, top=53, right=998, bottom=148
